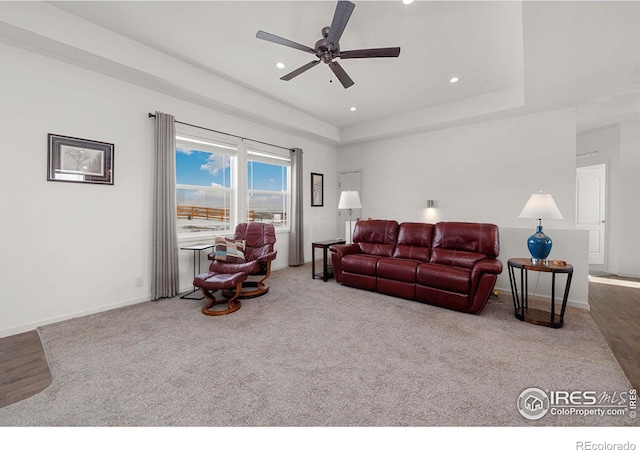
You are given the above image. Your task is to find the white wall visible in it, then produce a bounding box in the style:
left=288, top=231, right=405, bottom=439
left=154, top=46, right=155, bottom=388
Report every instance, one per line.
left=338, top=108, right=590, bottom=308
left=0, top=43, right=338, bottom=337
left=617, top=122, right=640, bottom=277
left=577, top=122, right=640, bottom=277
left=339, top=108, right=577, bottom=225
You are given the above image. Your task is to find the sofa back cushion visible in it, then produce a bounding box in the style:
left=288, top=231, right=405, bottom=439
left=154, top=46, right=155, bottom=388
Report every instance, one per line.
left=430, top=222, right=500, bottom=268
left=393, top=222, right=434, bottom=262
left=353, top=220, right=399, bottom=257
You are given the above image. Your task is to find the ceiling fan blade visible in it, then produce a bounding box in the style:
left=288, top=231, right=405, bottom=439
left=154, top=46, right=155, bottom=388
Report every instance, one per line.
left=329, top=61, right=354, bottom=89
left=256, top=30, right=316, bottom=55
left=326, top=1, right=355, bottom=50
left=280, top=60, right=321, bottom=81
left=339, top=47, right=401, bottom=59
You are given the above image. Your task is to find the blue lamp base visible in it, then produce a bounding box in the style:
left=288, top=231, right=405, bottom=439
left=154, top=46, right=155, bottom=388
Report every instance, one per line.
left=527, top=225, right=553, bottom=264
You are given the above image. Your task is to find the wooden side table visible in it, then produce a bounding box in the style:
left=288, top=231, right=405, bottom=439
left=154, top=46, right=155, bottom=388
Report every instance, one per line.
left=312, top=239, right=345, bottom=281
left=507, top=258, right=574, bottom=328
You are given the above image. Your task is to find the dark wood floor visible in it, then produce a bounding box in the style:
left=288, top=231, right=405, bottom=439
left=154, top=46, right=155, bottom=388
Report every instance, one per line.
left=0, top=330, right=52, bottom=408
left=0, top=279, right=638, bottom=409
left=588, top=278, right=640, bottom=391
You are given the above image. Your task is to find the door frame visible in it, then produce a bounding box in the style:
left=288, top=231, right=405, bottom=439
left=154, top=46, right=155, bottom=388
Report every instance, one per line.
left=575, top=162, right=607, bottom=267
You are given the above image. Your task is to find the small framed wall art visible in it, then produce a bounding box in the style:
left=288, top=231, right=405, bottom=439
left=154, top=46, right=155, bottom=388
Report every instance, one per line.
left=311, top=172, right=324, bottom=207
left=47, top=133, right=114, bottom=185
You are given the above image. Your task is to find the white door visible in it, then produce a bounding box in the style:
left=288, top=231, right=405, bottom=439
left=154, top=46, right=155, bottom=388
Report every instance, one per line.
left=576, top=164, right=606, bottom=265
left=338, top=170, right=361, bottom=243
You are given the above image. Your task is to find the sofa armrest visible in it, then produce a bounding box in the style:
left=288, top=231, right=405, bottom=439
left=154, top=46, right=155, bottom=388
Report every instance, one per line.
left=329, top=243, right=360, bottom=257
left=467, top=258, right=503, bottom=314
left=471, top=258, right=503, bottom=276
left=329, top=244, right=360, bottom=283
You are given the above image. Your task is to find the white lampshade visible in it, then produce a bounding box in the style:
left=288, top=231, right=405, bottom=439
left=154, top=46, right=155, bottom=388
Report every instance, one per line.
left=338, top=191, right=362, bottom=210
left=518, top=192, right=563, bottom=220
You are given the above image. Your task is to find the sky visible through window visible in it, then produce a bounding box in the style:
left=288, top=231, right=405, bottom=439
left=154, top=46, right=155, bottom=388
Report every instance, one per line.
left=176, top=146, right=287, bottom=214
left=176, top=148, right=230, bottom=188
left=247, top=160, right=287, bottom=192
left=176, top=148, right=286, bottom=191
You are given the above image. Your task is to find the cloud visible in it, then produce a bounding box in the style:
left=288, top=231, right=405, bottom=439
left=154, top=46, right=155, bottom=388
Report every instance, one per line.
left=176, top=146, right=192, bottom=155
left=200, top=154, right=229, bottom=175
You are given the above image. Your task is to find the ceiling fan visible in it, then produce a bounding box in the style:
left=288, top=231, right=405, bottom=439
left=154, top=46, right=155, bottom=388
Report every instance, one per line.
left=256, top=1, right=401, bottom=89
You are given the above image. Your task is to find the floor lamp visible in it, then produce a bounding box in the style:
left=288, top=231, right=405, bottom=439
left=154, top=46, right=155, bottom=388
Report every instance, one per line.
left=338, top=190, right=362, bottom=244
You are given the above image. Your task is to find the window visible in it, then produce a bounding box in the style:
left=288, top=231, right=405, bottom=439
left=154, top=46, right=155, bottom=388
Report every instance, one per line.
left=175, top=126, right=291, bottom=236
left=175, top=128, right=237, bottom=235
left=247, top=148, right=290, bottom=228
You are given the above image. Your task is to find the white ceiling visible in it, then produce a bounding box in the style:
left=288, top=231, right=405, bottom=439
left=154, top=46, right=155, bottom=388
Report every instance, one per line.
left=12, top=1, right=640, bottom=138
left=50, top=1, right=526, bottom=129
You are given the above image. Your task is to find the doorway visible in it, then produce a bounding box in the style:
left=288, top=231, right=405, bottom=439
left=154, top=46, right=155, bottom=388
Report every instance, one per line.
left=576, top=163, right=606, bottom=266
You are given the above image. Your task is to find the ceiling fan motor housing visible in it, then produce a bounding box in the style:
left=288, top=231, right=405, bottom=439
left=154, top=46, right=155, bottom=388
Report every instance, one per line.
left=316, top=27, right=340, bottom=63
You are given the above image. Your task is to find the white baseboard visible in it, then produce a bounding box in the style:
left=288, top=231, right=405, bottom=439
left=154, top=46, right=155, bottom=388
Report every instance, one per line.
left=618, top=271, right=640, bottom=279
left=0, top=295, right=150, bottom=339
left=493, top=284, right=589, bottom=311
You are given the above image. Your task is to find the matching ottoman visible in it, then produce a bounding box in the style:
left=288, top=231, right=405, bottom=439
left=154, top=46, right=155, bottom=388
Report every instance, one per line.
left=193, top=272, right=248, bottom=316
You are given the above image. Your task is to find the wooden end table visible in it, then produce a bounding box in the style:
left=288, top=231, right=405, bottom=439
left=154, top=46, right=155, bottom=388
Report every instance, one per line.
left=507, top=258, right=574, bottom=328
left=312, top=239, right=346, bottom=281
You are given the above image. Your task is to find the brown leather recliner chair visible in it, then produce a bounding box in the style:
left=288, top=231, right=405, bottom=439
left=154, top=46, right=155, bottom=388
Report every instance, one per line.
left=206, top=222, right=278, bottom=298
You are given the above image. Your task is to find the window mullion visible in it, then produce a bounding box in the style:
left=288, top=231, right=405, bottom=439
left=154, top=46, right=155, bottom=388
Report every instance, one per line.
left=235, top=140, right=248, bottom=226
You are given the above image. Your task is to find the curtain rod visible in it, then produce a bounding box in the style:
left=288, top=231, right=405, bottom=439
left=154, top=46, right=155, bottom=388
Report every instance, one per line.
left=148, top=112, right=291, bottom=151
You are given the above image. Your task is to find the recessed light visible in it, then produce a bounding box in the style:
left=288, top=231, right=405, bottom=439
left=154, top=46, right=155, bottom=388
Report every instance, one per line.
left=450, top=77, right=460, bottom=83
left=276, top=62, right=285, bottom=69
left=402, top=0, right=414, bottom=5
left=350, top=106, right=357, bottom=111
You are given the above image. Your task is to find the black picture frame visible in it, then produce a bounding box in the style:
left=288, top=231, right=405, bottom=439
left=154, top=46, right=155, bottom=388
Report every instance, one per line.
left=47, top=133, right=114, bottom=185
left=311, top=172, right=324, bottom=207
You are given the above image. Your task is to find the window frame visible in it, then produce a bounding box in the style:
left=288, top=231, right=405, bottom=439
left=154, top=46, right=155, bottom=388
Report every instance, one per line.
left=246, top=143, right=291, bottom=231
left=174, top=125, right=291, bottom=240
left=174, top=125, right=240, bottom=238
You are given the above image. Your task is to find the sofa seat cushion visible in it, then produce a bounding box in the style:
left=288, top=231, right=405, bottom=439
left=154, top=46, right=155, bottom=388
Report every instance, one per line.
left=416, top=263, right=471, bottom=294
left=430, top=248, right=486, bottom=269
left=378, top=278, right=415, bottom=300
left=342, top=254, right=382, bottom=276
left=209, top=259, right=261, bottom=275
left=377, top=258, right=420, bottom=283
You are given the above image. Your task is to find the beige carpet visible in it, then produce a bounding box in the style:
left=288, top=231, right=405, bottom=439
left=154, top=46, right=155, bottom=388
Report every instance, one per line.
left=0, top=264, right=635, bottom=427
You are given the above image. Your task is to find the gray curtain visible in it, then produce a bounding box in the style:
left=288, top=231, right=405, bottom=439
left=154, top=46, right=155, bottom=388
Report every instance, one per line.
left=151, top=111, right=180, bottom=299
left=288, top=148, right=304, bottom=266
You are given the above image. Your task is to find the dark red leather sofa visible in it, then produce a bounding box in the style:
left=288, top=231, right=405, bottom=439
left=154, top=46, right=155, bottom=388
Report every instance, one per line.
left=329, top=220, right=503, bottom=314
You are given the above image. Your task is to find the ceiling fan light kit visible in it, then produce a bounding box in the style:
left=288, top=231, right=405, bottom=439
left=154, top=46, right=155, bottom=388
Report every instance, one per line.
left=256, top=1, right=401, bottom=89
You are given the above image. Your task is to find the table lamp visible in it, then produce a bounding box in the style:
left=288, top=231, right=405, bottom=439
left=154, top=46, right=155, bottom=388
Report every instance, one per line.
left=518, top=192, right=563, bottom=264
left=338, top=190, right=362, bottom=244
